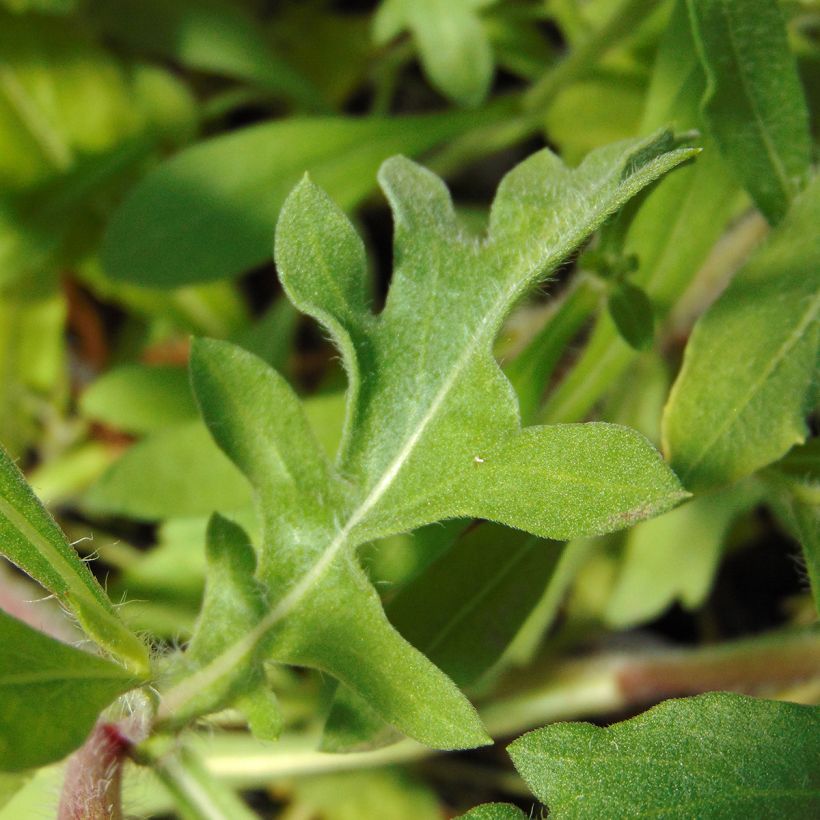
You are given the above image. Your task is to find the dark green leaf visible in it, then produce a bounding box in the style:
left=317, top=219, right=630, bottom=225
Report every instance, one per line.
left=607, top=279, right=654, bottom=351
left=508, top=693, right=820, bottom=818
left=0, top=609, right=138, bottom=771
left=687, top=0, right=811, bottom=223
left=102, top=112, right=487, bottom=288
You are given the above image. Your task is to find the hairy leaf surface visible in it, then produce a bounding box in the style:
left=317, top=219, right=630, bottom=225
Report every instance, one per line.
left=175, top=135, right=692, bottom=749
left=508, top=693, right=820, bottom=818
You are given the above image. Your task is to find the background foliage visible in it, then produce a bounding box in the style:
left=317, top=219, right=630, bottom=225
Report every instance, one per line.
left=0, top=0, right=817, bottom=817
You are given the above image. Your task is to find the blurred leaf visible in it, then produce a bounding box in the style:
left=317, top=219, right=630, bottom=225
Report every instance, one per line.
left=0, top=0, right=73, bottom=11
left=687, top=0, right=811, bottom=223
left=0, top=608, right=138, bottom=771
left=607, top=279, right=654, bottom=350
left=291, top=768, right=442, bottom=820
left=459, top=806, right=527, bottom=820
left=545, top=73, right=645, bottom=165
left=0, top=445, right=149, bottom=674
left=374, top=0, right=496, bottom=107
left=91, top=0, right=324, bottom=109
left=0, top=773, right=28, bottom=811
left=605, top=483, right=762, bottom=628
left=663, top=176, right=820, bottom=491
left=80, top=364, right=196, bottom=435
left=84, top=420, right=252, bottom=520
left=508, top=693, right=820, bottom=818
left=102, top=111, right=489, bottom=288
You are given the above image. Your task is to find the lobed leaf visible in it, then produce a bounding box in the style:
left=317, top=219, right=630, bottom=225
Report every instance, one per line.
left=687, top=0, right=811, bottom=224
left=176, top=135, right=693, bottom=749
left=508, top=692, right=820, bottom=818
left=0, top=609, right=138, bottom=771
left=0, top=445, right=149, bottom=675
left=663, top=176, right=820, bottom=492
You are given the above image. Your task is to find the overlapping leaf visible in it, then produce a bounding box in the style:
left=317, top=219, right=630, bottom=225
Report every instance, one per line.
left=167, top=134, right=693, bottom=749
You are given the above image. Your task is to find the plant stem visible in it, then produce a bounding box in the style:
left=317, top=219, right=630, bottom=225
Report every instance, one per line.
left=140, top=742, right=258, bottom=820
left=154, top=630, right=820, bottom=791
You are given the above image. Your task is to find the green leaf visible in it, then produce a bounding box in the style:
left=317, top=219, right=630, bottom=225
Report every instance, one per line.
left=0, top=608, right=138, bottom=771
left=91, top=0, right=324, bottom=109
left=0, top=445, right=149, bottom=675
left=374, top=0, right=495, bottom=108
left=662, top=176, right=820, bottom=491
left=84, top=420, right=252, bottom=520
left=508, top=693, right=820, bottom=818
left=102, top=111, right=490, bottom=288
left=607, top=279, right=654, bottom=351
left=458, top=806, right=527, bottom=820
left=687, top=0, right=811, bottom=224
left=80, top=364, right=196, bottom=435
left=323, top=525, right=564, bottom=751
left=605, top=483, right=762, bottom=628
left=170, top=135, right=692, bottom=750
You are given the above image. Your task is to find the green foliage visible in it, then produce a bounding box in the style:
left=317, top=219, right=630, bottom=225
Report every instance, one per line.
left=102, top=112, right=490, bottom=287
left=173, top=135, right=690, bottom=750
left=0, top=609, right=137, bottom=771
left=507, top=693, right=820, bottom=818
left=663, top=176, right=820, bottom=492
left=687, top=0, right=811, bottom=224
left=1, top=0, right=818, bottom=815
left=374, top=0, right=496, bottom=107
left=0, top=445, right=149, bottom=674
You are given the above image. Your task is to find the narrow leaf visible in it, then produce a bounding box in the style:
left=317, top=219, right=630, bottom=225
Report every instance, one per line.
left=508, top=693, right=820, bottom=818
left=608, top=279, right=654, bottom=351
left=0, top=445, right=149, bottom=675
left=687, top=0, right=811, bottom=223
left=0, top=609, right=137, bottom=771
left=663, top=176, right=820, bottom=491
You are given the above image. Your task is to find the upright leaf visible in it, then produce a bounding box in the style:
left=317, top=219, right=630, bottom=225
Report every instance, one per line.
left=0, top=446, right=149, bottom=675
left=172, top=135, right=693, bottom=749
left=0, top=609, right=138, bottom=771
left=374, top=0, right=495, bottom=107
left=508, top=693, right=820, bottom=818
left=663, top=177, right=820, bottom=491
left=687, top=0, right=811, bottom=223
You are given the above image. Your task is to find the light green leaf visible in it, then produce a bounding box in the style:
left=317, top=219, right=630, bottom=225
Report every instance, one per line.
left=80, top=364, right=196, bottom=435
left=458, top=805, right=527, bottom=820
left=169, top=135, right=692, bottom=750
left=508, top=693, right=820, bottom=818
left=605, top=483, right=762, bottom=628
left=0, top=608, right=138, bottom=771
left=375, top=0, right=495, bottom=107
left=662, top=176, right=820, bottom=491
left=102, top=111, right=488, bottom=288
left=0, top=446, right=149, bottom=675
left=91, top=0, right=323, bottom=108
left=687, top=0, right=811, bottom=223
left=84, top=420, right=252, bottom=520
